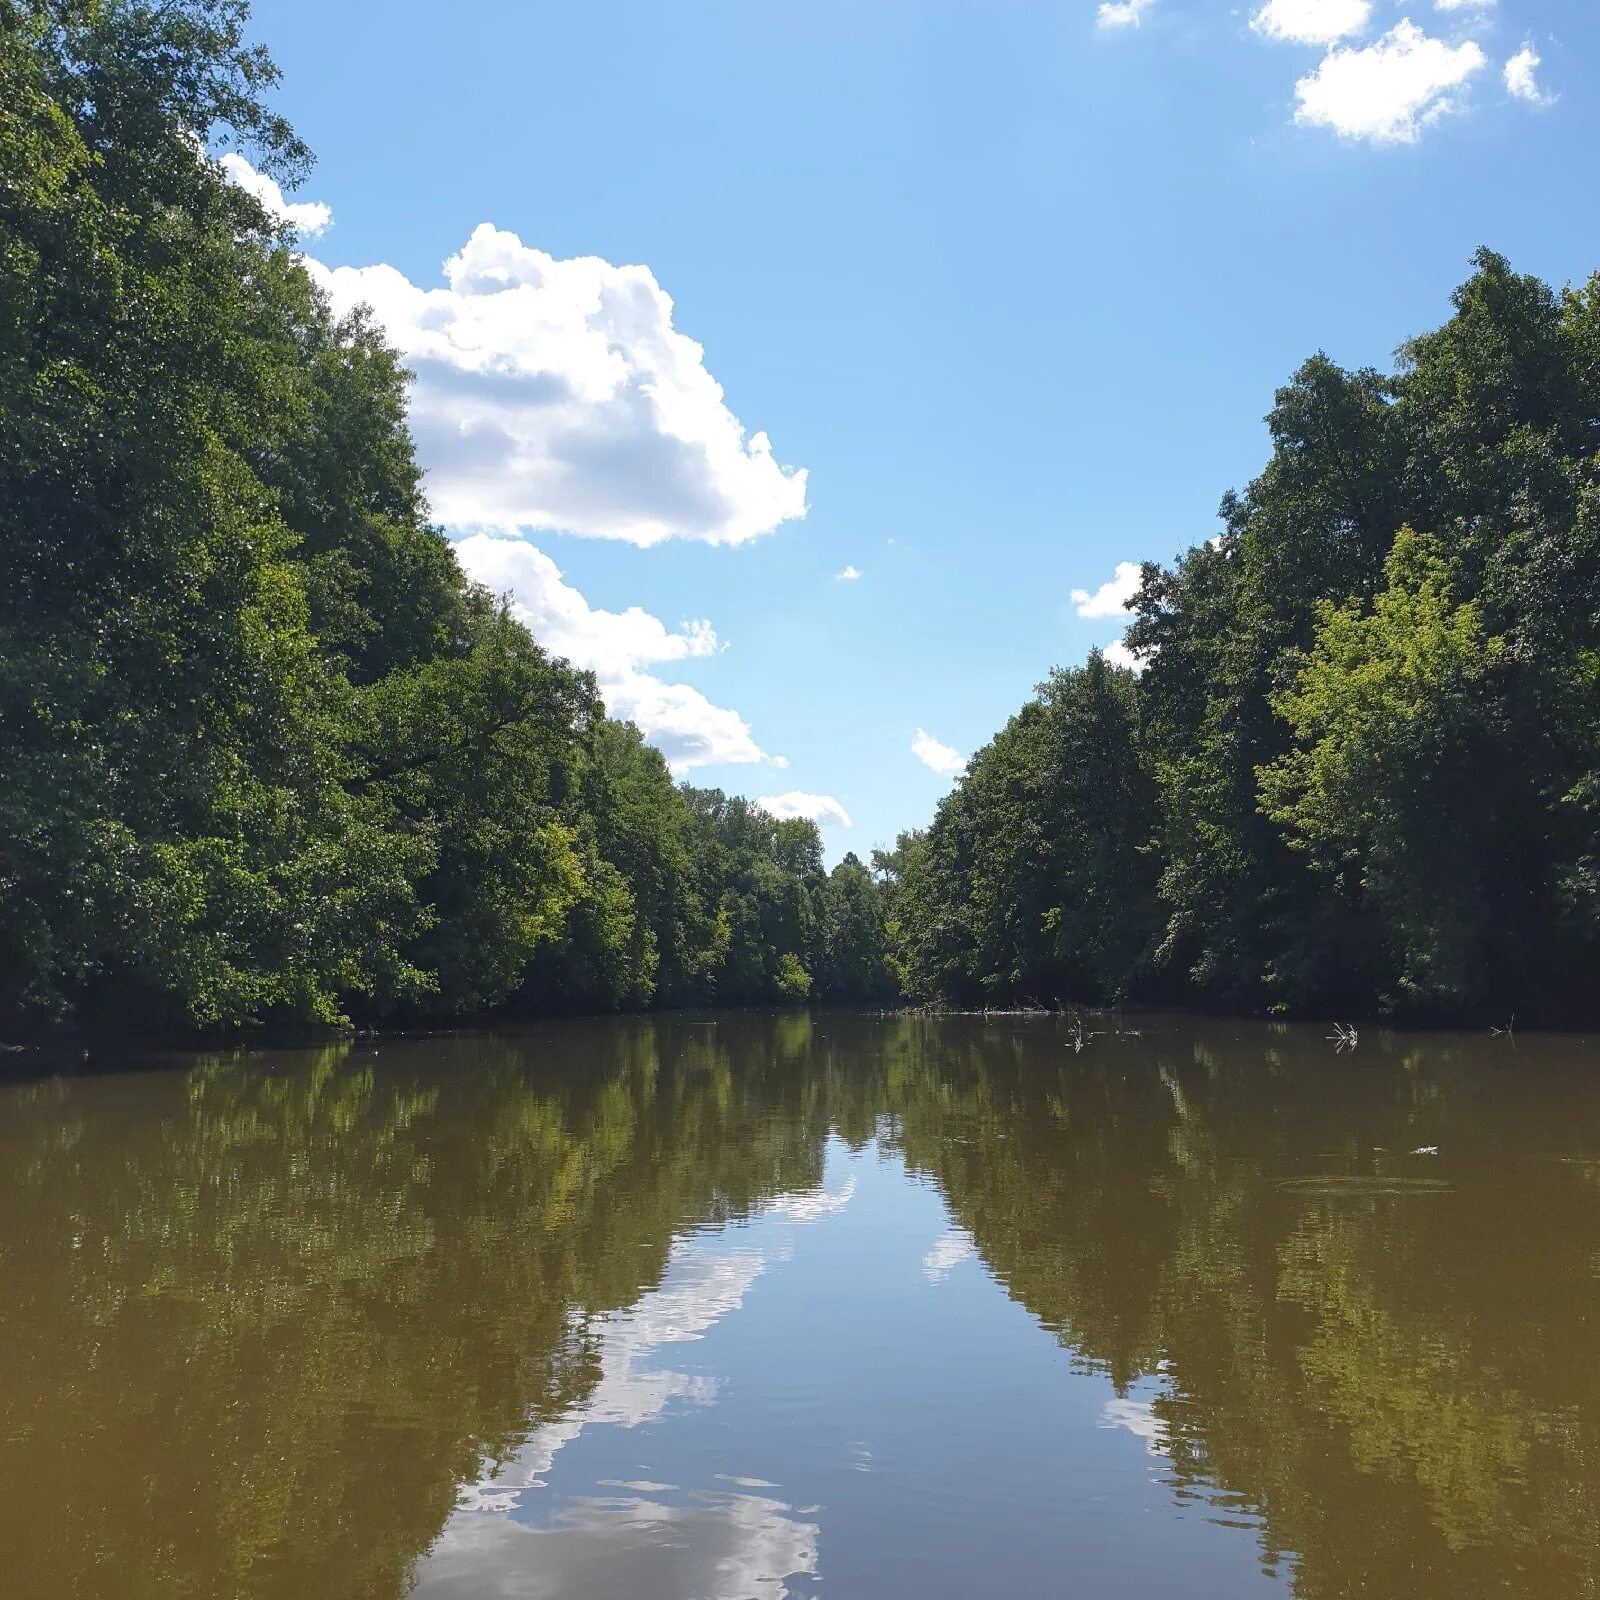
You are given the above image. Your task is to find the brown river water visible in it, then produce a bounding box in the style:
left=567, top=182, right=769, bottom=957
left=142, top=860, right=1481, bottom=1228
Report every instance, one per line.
left=2, top=1011, right=1598, bottom=1599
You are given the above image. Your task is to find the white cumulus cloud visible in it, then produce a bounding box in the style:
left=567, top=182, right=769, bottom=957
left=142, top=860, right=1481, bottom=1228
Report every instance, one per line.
left=454, top=532, right=717, bottom=678
left=912, top=728, right=966, bottom=778
left=1434, top=0, right=1495, bottom=11
left=1503, top=45, right=1550, bottom=104
left=1251, top=0, right=1372, bottom=46
left=1097, top=0, right=1156, bottom=28
left=453, top=532, right=772, bottom=772
left=835, top=564, right=862, bottom=581
left=1072, top=560, right=1143, bottom=619
left=756, top=791, right=853, bottom=829
left=1104, top=638, right=1149, bottom=674
left=303, top=224, right=807, bottom=545
left=218, top=152, right=332, bottom=236
left=1293, top=21, right=1486, bottom=143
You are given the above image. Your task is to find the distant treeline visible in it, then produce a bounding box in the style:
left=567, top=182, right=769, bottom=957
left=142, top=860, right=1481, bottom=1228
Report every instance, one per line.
left=882, top=254, right=1600, bottom=1026
left=6, top=5, right=1598, bottom=1039
left=0, top=1, right=897, bottom=1036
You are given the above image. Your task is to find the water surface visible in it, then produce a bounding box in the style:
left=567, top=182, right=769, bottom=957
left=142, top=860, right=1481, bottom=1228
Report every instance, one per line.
left=3, top=1012, right=1598, bottom=1598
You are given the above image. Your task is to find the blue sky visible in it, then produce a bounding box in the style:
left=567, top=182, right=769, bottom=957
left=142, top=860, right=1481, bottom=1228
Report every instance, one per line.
left=241, top=0, right=1597, bottom=860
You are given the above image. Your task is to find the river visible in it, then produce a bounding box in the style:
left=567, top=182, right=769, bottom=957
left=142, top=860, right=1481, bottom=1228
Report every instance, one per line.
left=1, top=1011, right=1596, bottom=1598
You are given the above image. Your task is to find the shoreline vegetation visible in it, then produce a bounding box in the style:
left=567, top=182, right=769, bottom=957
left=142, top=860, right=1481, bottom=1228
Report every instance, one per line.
left=5, top=2, right=1599, bottom=1043
left=0, top=1003, right=1555, bottom=1078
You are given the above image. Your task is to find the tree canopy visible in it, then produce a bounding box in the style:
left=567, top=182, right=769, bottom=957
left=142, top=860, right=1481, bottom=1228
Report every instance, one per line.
left=0, top=0, right=871, bottom=1036
left=5, top=2, right=1597, bottom=1033
left=896, top=249, right=1600, bottom=1025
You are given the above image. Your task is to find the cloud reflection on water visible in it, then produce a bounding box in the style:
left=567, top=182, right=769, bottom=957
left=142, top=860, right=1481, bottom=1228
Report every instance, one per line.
left=922, top=1226, right=976, bottom=1284
left=414, top=1488, right=819, bottom=1600
left=1100, top=1394, right=1171, bottom=1458
left=413, top=1173, right=857, bottom=1596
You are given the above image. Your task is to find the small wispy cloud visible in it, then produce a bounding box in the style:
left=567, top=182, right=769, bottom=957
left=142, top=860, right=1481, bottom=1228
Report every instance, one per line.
left=835, top=564, right=862, bottom=581
left=455, top=533, right=768, bottom=772
left=1251, top=0, right=1372, bottom=47
left=912, top=728, right=966, bottom=778
left=1503, top=45, right=1551, bottom=105
left=218, top=152, right=332, bottom=236
left=1293, top=21, right=1486, bottom=144
left=1104, top=639, right=1149, bottom=675
left=756, top=791, right=853, bottom=829
left=1097, top=0, right=1155, bottom=30
left=1072, top=560, right=1143, bottom=619
left=1101, top=0, right=1512, bottom=146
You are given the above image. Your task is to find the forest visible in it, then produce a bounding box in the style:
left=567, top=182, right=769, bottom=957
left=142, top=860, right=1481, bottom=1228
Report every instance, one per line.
left=4, top=0, right=1598, bottom=1036
left=885, top=246, right=1600, bottom=1026
left=0, top=0, right=897, bottom=1034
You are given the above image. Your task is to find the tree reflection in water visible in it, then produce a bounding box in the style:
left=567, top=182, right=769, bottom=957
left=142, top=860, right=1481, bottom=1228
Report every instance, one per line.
left=1, top=1013, right=1598, bottom=1599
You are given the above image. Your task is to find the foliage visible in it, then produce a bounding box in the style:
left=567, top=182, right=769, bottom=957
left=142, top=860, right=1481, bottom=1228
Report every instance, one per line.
left=0, top=0, right=852, bottom=1036
left=890, top=653, right=1160, bottom=1007
left=8, top=1, right=1600, bottom=1031
left=1259, top=531, right=1509, bottom=1009
left=902, top=249, right=1600, bottom=1024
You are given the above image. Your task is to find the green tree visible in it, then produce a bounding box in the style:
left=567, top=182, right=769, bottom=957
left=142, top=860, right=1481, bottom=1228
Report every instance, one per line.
left=885, top=654, right=1158, bottom=1007
left=0, top=0, right=431, bottom=1028
left=1259, top=531, right=1512, bottom=1012
left=815, top=852, right=895, bottom=1003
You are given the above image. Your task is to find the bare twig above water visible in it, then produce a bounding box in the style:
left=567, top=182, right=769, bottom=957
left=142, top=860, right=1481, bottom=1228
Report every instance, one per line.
left=891, top=1005, right=1145, bottom=1048
left=1327, top=1023, right=1359, bottom=1053
left=1066, top=1013, right=1100, bottom=1053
